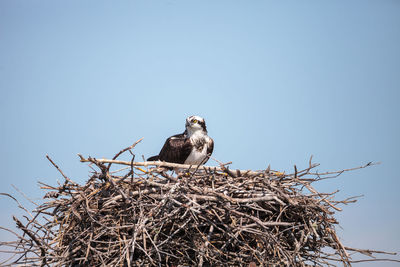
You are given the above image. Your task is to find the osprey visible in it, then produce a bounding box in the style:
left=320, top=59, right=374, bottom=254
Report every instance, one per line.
left=147, top=115, right=214, bottom=166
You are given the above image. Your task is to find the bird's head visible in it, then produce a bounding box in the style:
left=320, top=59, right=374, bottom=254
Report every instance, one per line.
left=185, top=115, right=207, bottom=135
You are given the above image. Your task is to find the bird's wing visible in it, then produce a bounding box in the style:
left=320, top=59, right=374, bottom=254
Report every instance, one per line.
left=207, top=138, right=214, bottom=156
left=202, top=137, right=214, bottom=164
left=147, top=155, right=159, bottom=161
left=159, top=134, right=192, bottom=164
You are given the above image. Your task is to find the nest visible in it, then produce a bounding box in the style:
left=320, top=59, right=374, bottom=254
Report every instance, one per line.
left=0, top=141, right=396, bottom=266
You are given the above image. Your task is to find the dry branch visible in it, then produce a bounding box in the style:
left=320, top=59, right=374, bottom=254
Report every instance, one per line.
left=0, top=141, right=398, bottom=266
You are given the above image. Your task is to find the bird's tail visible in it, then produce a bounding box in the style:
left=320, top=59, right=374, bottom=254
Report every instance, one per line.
left=147, top=155, right=159, bottom=161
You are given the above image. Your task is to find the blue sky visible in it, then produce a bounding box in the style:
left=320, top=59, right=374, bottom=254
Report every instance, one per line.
left=1, top=1, right=399, bottom=265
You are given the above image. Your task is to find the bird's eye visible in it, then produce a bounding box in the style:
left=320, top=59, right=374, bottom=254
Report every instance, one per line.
left=192, top=119, right=198, bottom=123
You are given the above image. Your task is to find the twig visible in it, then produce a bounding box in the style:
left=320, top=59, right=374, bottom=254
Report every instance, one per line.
left=107, top=138, right=143, bottom=171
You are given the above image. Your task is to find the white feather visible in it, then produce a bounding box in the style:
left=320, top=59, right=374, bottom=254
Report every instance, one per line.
left=184, top=139, right=210, bottom=165
left=183, top=115, right=213, bottom=165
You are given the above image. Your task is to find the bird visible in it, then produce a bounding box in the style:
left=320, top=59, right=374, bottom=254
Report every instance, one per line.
left=147, top=115, right=214, bottom=166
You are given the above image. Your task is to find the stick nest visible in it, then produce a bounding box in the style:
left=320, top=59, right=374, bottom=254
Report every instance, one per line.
left=1, top=142, right=396, bottom=266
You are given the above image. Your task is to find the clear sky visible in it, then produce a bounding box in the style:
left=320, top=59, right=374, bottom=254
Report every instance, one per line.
left=0, top=0, right=399, bottom=265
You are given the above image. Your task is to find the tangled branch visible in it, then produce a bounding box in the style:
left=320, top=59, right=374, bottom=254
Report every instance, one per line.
left=0, top=140, right=397, bottom=266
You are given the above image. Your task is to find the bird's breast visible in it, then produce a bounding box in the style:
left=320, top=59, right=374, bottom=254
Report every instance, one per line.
left=184, top=137, right=209, bottom=165
left=193, top=138, right=206, bottom=151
